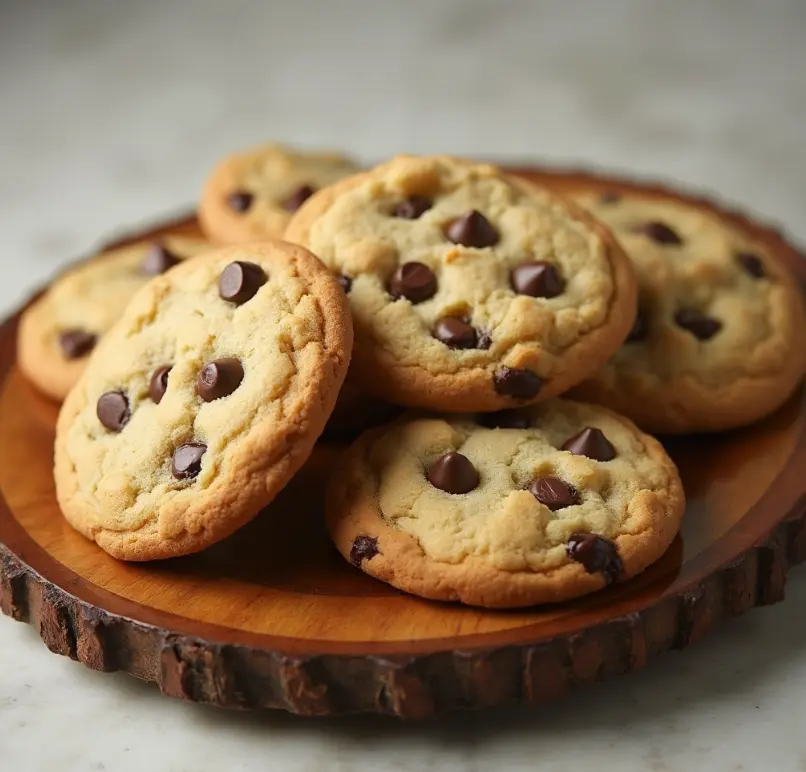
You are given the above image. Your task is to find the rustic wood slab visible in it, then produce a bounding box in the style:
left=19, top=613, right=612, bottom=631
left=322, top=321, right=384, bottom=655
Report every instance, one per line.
left=2, top=166, right=805, bottom=719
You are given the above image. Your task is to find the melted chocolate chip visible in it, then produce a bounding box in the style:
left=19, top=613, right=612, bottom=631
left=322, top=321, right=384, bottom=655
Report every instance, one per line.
left=219, top=261, right=267, bottom=305
left=227, top=191, right=253, bottom=213
left=528, top=476, right=577, bottom=511
left=59, top=329, right=97, bottom=359
left=96, top=391, right=130, bottom=432
left=283, top=184, right=317, bottom=212
left=562, top=427, right=616, bottom=461
left=478, top=409, right=531, bottom=429
left=493, top=367, right=542, bottom=399
left=510, top=261, right=564, bottom=298
left=433, top=317, right=478, bottom=349
left=599, top=191, right=621, bottom=204
left=737, top=251, right=765, bottom=278
left=148, top=366, right=171, bottom=404
left=141, top=243, right=181, bottom=275
left=626, top=312, right=648, bottom=342
left=388, top=262, right=437, bottom=303
left=197, top=358, right=244, bottom=401
left=567, top=532, right=623, bottom=585
left=337, top=274, right=353, bottom=293
left=427, top=452, right=479, bottom=494
left=445, top=210, right=499, bottom=248
left=641, top=221, right=682, bottom=245
left=393, top=195, right=432, bottom=219
left=172, top=443, right=207, bottom=480
left=675, top=309, right=722, bottom=340
left=350, top=535, right=380, bottom=566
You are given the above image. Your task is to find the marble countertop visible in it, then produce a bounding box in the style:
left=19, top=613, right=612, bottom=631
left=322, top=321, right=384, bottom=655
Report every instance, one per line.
left=2, top=1, right=806, bottom=769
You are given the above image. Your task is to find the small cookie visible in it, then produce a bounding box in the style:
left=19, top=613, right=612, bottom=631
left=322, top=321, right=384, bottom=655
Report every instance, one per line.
left=285, top=155, right=637, bottom=412
left=327, top=400, right=684, bottom=607
left=55, top=242, right=352, bottom=561
left=199, top=143, right=359, bottom=244
left=18, top=237, right=212, bottom=401
left=569, top=189, right=806, bottom=433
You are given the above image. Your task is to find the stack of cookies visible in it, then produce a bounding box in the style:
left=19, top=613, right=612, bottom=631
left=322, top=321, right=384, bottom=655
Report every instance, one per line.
left=20, top=145, right=806, bottom=608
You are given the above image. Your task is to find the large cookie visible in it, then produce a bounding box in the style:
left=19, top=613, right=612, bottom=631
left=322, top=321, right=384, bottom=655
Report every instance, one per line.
left=55, top=242, right=352, bottom=561
left=18, top=236, right=212, bottom=401
left=285, top=155, right=637, bottom=412
left=326, top=400, right=684, bottom=607
left=199, top=143, right=359, bottom=244
left=569, top=188, right=806, bottom=433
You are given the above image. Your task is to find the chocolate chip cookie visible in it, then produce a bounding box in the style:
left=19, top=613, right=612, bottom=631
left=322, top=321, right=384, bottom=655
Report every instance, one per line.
left=55, top=242, right=353, bottom=561
left=568, top=188, right=806, bottom=433
left=18, top=236, right=212, bottom=401
left=199, top=143, right=359, bottom=244
left=285, top=155, right=637, bottom=412
left=326, top=399, right=684, bottom=607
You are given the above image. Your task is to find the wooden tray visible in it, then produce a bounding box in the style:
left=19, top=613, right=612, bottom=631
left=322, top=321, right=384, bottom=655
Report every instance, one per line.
left=2, top=166, right=806, bottom=720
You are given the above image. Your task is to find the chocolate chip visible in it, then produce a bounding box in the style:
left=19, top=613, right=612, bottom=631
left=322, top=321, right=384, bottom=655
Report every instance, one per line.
left=510, top=261, right=564, bottom=298
left=172, top=443, right=207, bottom=480
left=476, top=330, right=493, bottom=350
left=562, top=427, right=616, bottom=461
left=599, top=191, right=621, bottom=204
left=197, top=357, right=244, bottom=401
left=393, top=195, right=432, bottom=219
left=58, top=329, right=97, bottom=359
left=219, top=261, right=267, bottom=305
left=227, top=191, right=253, bottom=213
left=737, top=251, right=765, bottom=278
left=96, top=391, right=130, bottom=432
left=283, top=184, right=317, bottom=212
left=445, top=210, right=499, bottom=248
left=388, top=262, right=437, bottom=303
left=493, top=367, right=542, bottom=399
left=626, top=312, right=648, bottom=342
left=478, top=409, right=531, bottom=429
left=148, top=366, right=172, bottom=404
left=641, top=221, right=682, bottom=245
left=427, top=452, right=479, bottom=494
left=337, top=274, right=353, bottom=293
left=567, top=532, right=623, bottom=585
left=141, top=243, right=181, bottom=276
left=528, top=476, right=577, bottom=511
left=433, top=317, right=478, bottom=349
left=350, top=535, right=380, bottom=566
left=675, top=309, right=722, bottom=340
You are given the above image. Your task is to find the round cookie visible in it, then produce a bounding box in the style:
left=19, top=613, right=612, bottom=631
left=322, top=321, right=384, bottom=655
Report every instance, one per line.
left=199, top=143, right=360, bottom=244
left=285, top=155, right=637, bottom=412
left=18, top=236, right=212, bottom=401
left=326, top=400, right=684, bottom=608
left=568, top=188, right=806, bottom=433
left=55, top=242, right=353, bottom=561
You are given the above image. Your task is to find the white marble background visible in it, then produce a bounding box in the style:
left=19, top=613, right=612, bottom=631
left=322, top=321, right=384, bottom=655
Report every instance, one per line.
left=2, top=1, right=806, bottom=770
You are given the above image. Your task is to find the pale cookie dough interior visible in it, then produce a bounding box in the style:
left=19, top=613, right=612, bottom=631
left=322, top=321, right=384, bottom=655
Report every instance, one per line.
left=17, top=236, right=212, bottom=401
left=55, top=243, right=352, bottom=561
left=199, top=143, right=360, bottom=243
left=374, top=411, right=674, bottom=571
left=570, top=191, right=806, bottom=433
left=327, top=400, right=684, bottom=607
left=287, top=155, right=636, bottom=411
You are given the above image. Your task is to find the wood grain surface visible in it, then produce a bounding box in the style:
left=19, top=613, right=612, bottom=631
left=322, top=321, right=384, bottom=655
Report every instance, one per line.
left=1, top=166, right=805, bottom=718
